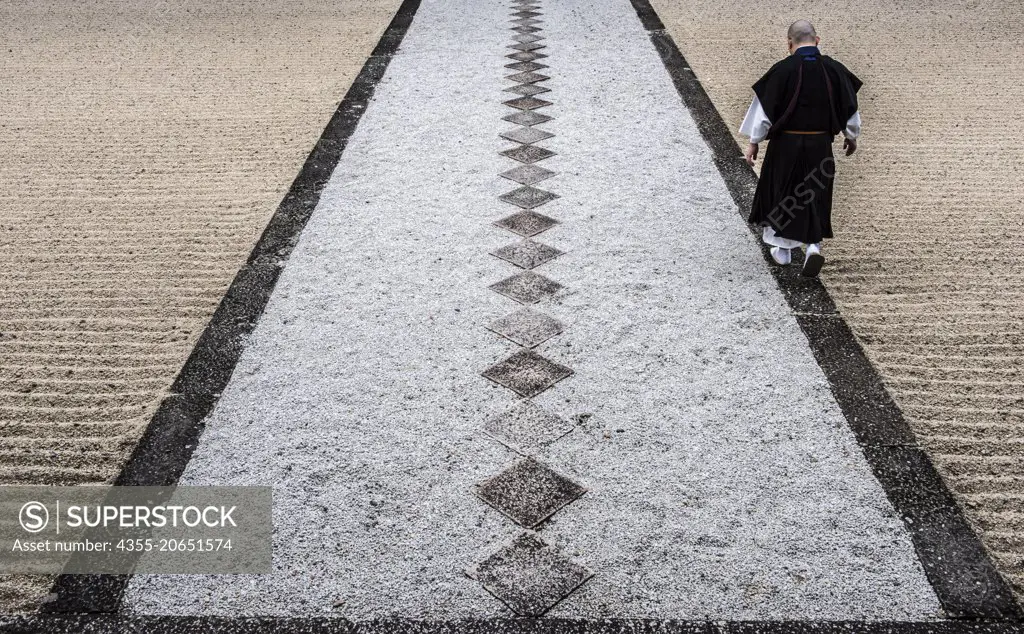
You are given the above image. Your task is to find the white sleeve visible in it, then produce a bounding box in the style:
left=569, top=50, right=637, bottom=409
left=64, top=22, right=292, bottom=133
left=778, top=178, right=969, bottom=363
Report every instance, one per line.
left=739, top=96, right=772, bottom=144
left=843, top=111, right=862, bottom=139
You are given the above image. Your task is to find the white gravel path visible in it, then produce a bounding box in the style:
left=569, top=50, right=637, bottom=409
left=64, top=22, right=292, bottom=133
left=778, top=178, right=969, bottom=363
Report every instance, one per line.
left=124, top=0, right=942, bottom=620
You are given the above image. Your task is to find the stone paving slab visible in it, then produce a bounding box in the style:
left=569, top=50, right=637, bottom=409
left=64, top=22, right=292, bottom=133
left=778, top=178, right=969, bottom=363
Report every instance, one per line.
left=466, top=532, right=593, bottom=615
left=483, top=401, right=575, bottom=454
left=474, top=458, right=586, bottom=528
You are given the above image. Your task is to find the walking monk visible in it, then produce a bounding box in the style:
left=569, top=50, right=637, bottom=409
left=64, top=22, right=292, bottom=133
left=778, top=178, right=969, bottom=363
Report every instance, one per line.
left=740, top=20, right=862, bottom=277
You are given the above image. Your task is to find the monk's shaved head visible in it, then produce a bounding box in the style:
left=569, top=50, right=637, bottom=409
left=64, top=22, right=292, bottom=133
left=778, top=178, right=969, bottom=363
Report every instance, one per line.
left=787, top=20, right=817, bottom=44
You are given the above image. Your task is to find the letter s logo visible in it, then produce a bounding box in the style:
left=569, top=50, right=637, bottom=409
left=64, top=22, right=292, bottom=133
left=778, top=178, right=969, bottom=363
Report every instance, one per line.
left=19, top=502, right=49, bottom=533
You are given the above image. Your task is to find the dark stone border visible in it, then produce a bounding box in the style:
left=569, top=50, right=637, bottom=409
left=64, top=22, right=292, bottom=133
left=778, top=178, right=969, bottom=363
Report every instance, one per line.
left=624, top=0, right=1022, bottom=621
left=3, top=616, right=1024, bottom=634
left=41, top=0, right=422, bottom=615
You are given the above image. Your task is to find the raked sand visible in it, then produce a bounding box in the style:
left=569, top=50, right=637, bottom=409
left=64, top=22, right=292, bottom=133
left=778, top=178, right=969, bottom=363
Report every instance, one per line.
left=0, top=0, right=401, bottom=612
left=649, top=0, right=1024, bottom=598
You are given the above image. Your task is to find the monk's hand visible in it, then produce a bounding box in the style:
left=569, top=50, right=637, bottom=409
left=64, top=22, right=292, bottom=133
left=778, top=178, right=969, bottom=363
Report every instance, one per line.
left=843, top=137, right=857, bottom=156
left=744, top=143, right=759, bottom=166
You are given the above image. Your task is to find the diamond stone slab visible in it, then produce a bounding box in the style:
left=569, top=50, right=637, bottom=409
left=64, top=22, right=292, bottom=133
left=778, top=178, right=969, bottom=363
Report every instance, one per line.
left=495, top=210, right=558, bottom=236
left=502, top=110, right=552, bottom=127
left=491, top=239, right=563, bottom=269
left=490, top=271, right=563, bottom=304
left=467, top=533, right=593, bottom=617
left=509, top=42, right=545, bottom=52
left=505, top=60, right=547, bottom=72
left=499, top=186, right=558, bottom=210
left=507, top=51, right=547, bottom=62
left=484, top=401, right=575, bottom=453
left=500, top=126, right=553, bottom=145
left=500, top=163, right=555, bottom=185
left=502, top=96, right=552, bottom=111
left=503, top=49, right=544, bottom=62
left=487, top=308, right=564, bottom=348
left=512, top=34, right=544, bottom=44
left=512, top=10, right=541, bottom=18
left=505, top=70, right=549, bottom=83
left=500, top=144, right=555, bottom=164
left=474, top=457, right=586, bottom=527
left=504, top=83, right=550, bottom=97
left=510, top=26, right=542, bottom=34
left=491, top=270, right=565, bottom=305
left=481, top=349, right=572, bottom=397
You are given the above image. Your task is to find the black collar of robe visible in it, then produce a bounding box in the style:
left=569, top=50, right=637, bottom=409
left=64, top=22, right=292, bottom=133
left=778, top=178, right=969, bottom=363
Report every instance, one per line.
left=752, top=47, right=863, bottom=139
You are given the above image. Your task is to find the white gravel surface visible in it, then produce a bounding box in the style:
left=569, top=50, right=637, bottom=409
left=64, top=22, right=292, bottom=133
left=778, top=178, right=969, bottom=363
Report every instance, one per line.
left=124, top=0, right=942, bottom=620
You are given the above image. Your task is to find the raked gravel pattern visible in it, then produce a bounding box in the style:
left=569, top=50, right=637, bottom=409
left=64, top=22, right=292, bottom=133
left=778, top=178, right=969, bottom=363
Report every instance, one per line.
left=125, top=0, right=941, bottom=620
left=0, top=0, right=401, bottom=612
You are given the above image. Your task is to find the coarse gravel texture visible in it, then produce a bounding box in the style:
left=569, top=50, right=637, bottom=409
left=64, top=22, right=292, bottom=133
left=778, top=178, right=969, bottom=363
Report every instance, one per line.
left=647, top=0, right=1024, bottom=600
left=0, top=0, right=402, bottom=613
left=124, top=0, right=940, bottom=619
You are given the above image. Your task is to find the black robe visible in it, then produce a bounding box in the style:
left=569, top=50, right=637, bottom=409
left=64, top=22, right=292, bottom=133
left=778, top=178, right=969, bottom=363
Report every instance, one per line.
left=748, top=48, right=862, bottom=244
